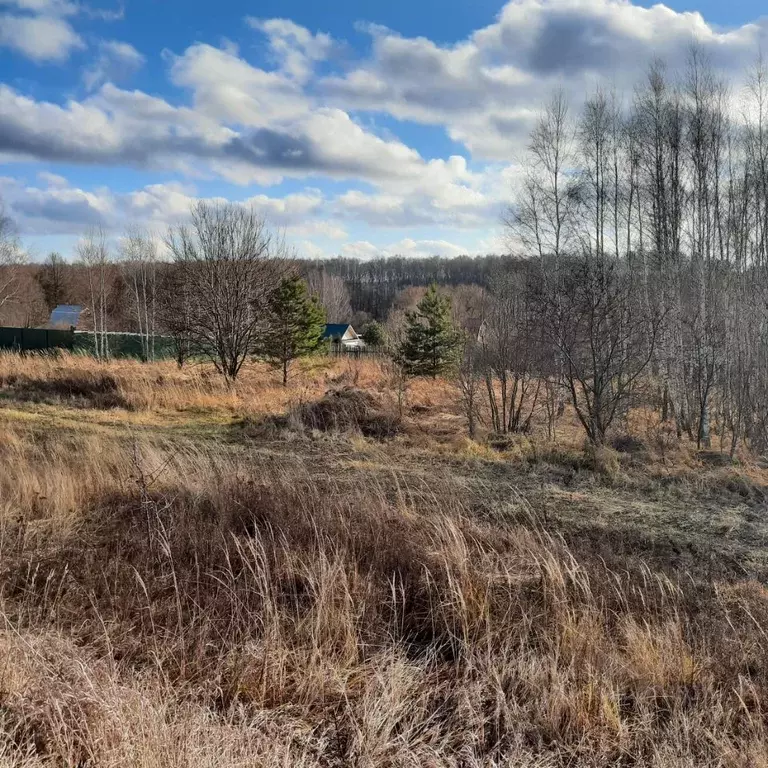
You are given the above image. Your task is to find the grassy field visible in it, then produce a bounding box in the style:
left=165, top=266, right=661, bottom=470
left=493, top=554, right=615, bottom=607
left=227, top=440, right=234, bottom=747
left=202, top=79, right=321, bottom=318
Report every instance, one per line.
left=2, top=352, right=768, bottom=766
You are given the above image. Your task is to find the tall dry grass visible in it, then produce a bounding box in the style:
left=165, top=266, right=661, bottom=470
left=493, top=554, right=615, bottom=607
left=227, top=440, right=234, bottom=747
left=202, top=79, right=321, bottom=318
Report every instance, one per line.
left=0, top=352, right=418, bottom=418
left=1, top=353, right=768, bottom=764
left=0, top=422, right=768, bottom=766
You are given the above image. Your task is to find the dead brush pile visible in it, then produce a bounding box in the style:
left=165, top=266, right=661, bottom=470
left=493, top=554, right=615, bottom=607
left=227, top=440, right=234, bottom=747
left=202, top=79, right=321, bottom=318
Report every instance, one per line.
left=294, top=387, right=402, bottom=438
left=1, top=440, right=768, bottom=765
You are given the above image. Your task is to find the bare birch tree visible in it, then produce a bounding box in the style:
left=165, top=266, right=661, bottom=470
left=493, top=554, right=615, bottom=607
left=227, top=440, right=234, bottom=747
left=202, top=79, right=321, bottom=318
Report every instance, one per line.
left=76, top=227, right=111, bottom=361
left=120, top=227, right=158, bottom=362
left=307, top=270, right=352, bottom=323
left=0, top=201, right=26, bottom=319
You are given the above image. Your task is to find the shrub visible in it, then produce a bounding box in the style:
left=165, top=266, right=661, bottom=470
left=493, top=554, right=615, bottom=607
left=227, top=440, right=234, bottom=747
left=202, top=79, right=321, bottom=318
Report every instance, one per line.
left=295, top=388, right=402, bottom=439
left=611, top=433, right=648, bottom=455
left=587, top=443, right=621, bottom=479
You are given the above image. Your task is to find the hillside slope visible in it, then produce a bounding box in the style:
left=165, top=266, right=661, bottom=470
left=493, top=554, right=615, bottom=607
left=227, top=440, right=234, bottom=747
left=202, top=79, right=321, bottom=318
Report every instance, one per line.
left=1, top=353, right=768, bottom=766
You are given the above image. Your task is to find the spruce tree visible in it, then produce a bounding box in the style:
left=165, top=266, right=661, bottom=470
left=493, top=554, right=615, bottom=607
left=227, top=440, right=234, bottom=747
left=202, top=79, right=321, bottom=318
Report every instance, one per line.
left=361, top=320, right=385, bottom=347
left=397, top=284, right=460, bottom=378
left=263, top=275, right=326, bottom=386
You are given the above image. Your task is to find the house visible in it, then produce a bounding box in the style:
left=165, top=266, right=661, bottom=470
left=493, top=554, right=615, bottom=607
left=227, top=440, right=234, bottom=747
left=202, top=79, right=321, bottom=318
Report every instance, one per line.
left=46, top=305, right=85, bottom=330
left=322, top=323, right=366, bottom=351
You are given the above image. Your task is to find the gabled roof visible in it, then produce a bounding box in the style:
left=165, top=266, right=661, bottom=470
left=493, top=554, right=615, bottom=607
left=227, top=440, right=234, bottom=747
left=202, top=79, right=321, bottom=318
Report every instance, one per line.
left=322, top=323, right=354, bottom=340
left=49, top=305, right=83, bottom=328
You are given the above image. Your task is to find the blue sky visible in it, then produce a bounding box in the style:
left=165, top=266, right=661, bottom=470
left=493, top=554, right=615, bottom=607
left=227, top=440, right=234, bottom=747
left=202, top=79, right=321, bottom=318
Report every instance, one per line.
left=1, top=0, right=767, bottom=260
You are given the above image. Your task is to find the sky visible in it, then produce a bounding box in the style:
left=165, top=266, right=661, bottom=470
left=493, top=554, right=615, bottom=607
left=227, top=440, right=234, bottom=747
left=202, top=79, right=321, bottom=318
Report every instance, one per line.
left=1, top=0, right=768, bottom=261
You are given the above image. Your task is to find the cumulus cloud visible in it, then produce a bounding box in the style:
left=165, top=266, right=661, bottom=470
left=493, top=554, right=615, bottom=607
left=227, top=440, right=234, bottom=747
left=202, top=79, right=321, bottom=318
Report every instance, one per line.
left=169, top=43, right=310, bottom=126
left=0, top=175, right=348, bottom=244
left=323, top=0, right=768, bottom=159
left=0, top=12, right=82, bottom=61
left=83, top=39, right=145, bottom=90
left=0, top=0, right=126, bottom=63
left=246, top=16, right=334, bottom=83
left=0, top=172, right=486, bottom=263
left=340, top=237, right=475, bottom=260
left=6, top=1, right=768, bottom=256
left=0, top=0, right=77, bottom=15
left=0, top=52, right=475, bottom=192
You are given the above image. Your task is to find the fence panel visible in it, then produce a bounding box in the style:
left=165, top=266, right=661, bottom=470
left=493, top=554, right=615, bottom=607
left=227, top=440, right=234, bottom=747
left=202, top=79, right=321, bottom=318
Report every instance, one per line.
left=73, top=332, right=177, bottom=359
left=0, top=327, right=74, bottom=352
left=327, top=345, right=387, bottom=361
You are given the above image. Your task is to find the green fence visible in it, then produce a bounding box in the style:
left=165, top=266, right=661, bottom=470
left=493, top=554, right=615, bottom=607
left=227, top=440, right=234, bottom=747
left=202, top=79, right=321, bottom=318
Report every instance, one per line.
left=0, top=327, right=178, bottom=359
left=0, top=327, right=75, bottom=352
left=73, top=332, right=177, bottom=360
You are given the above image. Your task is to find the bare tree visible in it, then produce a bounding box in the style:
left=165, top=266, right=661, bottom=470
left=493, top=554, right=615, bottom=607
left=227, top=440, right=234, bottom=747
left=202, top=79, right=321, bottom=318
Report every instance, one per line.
left=502, top=57, right=768, bottom=456
left=458, top=330, right=483, bottom=439
left=0, top=201, right=26, bottom=318
left=507, top=90, right=579, bottom=263
left=536, top=253, right=662, bottom=446
left=120, top=228, right=158, bottom=362
left=156, top=262, right=193, bottom=369
left=165, top=202, right=285, bottom=382
left=680, top=48, right=729, bottom=447
left=633, top=60, right=686, bottom=429
left=306, top=270, right=352, bottom=323
left=37, top=252, right=69, bottom=312
left=481, top=271, right=541, bottom=434
left=76, top=227, right=111, bottom=361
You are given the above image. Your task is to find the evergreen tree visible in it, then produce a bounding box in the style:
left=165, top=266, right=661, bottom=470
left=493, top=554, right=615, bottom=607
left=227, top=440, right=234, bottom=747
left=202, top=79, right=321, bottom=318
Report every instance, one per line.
left=397, top=284, right=460, bottom=378
left=263, top=275, right=326, bottom=386
left=361, top=320, right=385, bottom=347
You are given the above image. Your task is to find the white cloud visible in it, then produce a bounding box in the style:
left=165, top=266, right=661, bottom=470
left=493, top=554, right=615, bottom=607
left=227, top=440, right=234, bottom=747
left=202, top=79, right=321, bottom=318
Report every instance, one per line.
left=6, top=2, right=768, bottom=256
left=84, top=39, right=145, bottom=90
left=294, top=238, right=331, bottom=259
left=170, top=43, right=310, bottom=126
left=341, top=237, right=475, bottom=260
left=0, top=36, right=482, bottom=194
left=0, top=175, right=113, bottom=233
left=0, top=173, right=485, bottom=262
left=322, top=0, right=768, bottom=160
left=295, top=220, right=347, bottom=240
left=0, top=0, right=77, bottom=15
left=0, top=12, right=82, bottom=61
left=0, top=0, right=126, bottom=64
left=0, top=175, right=346, bottom=244
left=246, top=16, right=334, bottom=83
left=168, top=43, right=443, bottom=186
left=36, top=171, right=68, bottom=187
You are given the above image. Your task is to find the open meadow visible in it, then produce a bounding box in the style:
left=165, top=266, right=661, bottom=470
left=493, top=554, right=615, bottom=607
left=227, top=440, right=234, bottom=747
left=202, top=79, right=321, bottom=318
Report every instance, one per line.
left=0, top=352, right=767, bottom=766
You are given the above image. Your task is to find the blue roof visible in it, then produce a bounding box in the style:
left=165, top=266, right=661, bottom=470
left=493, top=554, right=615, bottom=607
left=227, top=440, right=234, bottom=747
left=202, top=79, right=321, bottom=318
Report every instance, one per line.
left=322, top=323, right=352, bottom=340
left=49, top=305, right=83, bottom=328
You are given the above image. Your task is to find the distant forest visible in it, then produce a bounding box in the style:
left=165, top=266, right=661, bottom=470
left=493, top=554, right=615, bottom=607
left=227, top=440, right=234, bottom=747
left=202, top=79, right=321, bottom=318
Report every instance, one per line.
left=0, top=253, right=512, bottom=332
left=299, top=255, right=516, bottom=321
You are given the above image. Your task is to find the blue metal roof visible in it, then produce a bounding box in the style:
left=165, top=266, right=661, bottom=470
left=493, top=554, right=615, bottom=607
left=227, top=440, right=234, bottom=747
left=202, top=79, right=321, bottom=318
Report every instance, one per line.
left=322, top=323, right=352, bottom=340
left=49, top=305, right=83, bottom=328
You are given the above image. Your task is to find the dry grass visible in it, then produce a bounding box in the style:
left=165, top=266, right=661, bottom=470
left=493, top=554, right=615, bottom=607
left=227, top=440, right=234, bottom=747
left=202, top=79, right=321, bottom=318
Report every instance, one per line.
left=1, top=353, right=768, bottom=765
left=0, top=352, right=405, bottom=417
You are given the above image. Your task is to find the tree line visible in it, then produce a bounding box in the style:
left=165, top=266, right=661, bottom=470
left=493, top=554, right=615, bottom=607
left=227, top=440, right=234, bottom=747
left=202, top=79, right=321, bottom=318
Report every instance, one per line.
left=2, top=48, right=768, bottom=453
left=0, top=202, right=331, bottom=385
left=455, top=50, right=768, bottom=454
left=365, top=49, right=768, bottom=456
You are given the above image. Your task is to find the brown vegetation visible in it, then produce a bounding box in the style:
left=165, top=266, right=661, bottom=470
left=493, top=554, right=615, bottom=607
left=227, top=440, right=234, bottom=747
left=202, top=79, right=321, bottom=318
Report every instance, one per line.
left=1, top=353, right=768, bottom=766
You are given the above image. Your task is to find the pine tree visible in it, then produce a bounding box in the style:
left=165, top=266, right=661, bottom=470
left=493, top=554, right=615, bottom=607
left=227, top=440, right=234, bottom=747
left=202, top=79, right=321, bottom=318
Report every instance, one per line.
left=361, top=320, right=385, bottom=347
left=263, top=276, right=326, bottom=386
left=398, top=284, right=460, bottom=378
